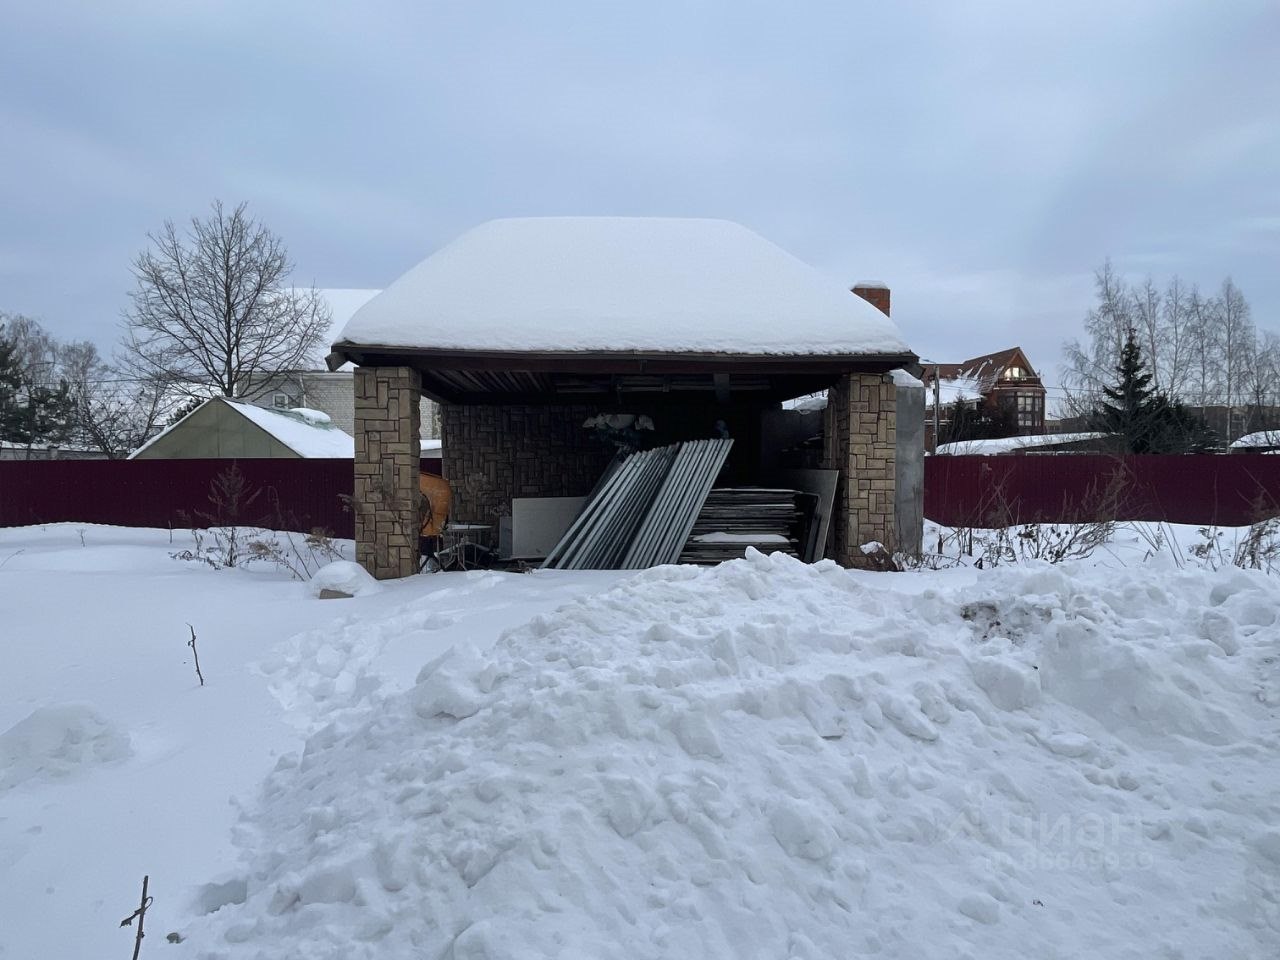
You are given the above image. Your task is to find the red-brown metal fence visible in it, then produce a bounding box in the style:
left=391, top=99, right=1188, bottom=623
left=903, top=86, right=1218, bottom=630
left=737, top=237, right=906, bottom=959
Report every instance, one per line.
left=4, top=454, right=1278, bottom=537
left=924, top=454, right=1280, bottom=527
left=0, top=458, right=443, bottom=538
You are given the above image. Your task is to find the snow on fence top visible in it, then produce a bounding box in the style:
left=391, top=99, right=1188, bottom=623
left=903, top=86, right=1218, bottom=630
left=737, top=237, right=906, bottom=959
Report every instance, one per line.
left=335, top=218, right=911, bottom=357
left=934, top=432, right=1114, bottom=456
left=1231, top=430, right=1280, bottom=450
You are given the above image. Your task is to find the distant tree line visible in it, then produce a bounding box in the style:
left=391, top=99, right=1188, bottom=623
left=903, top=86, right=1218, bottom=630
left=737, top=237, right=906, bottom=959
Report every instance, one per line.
left=1061, top=261, right=1279, bottom=441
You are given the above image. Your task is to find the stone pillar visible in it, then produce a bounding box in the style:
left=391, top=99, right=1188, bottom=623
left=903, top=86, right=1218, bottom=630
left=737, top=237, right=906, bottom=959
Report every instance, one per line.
left=893, top=373, right=925, bottom=555
left=354, top=366, right=422, bottom=579
left=822, top=372, right=897, bottom=566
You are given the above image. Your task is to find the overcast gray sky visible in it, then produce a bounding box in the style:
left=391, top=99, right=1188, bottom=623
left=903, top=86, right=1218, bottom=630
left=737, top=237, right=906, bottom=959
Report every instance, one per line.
left=2, top=0, right=1277, bottom=403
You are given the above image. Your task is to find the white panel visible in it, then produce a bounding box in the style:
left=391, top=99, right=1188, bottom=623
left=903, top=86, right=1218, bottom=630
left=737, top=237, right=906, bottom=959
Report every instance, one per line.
left=511, top=497, right=588, bottom=559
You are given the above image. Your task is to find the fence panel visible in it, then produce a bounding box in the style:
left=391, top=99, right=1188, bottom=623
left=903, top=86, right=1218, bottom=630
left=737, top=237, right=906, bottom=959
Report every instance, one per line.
left=924, top=454, right=1280, bottom=527
left=0, top=457, right=444, bottom=538
left=7, top=454, right=1276, bottom=537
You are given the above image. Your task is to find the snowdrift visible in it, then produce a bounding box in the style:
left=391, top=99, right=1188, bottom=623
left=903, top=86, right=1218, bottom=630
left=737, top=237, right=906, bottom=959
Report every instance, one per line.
left=179, top=552, right=1280, bottom=959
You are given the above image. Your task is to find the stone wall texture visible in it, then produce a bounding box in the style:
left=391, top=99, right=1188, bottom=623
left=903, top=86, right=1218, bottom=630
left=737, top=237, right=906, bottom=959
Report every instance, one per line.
left=354, top=366, right=422, bottom=579
left=441, top=403, right=614, bottom=526
left=822, top=372, right=898, bottom=566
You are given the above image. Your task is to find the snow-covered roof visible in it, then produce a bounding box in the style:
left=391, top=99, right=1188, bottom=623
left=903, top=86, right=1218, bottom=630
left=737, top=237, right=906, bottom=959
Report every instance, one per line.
left=1230, top=430, right=1280, bottom=450
left=933, top=376, right=984, bottom=405
left=311, top=289, right=381, bottom=369
left=222, top=401, right=355, bottom=458
left=924, top=348, right=1036, bottom=398
left=335, top=218, right=911, bottom=357
left=128, top=398, right=355, bottom=459
left=934, top=432, right=1114, bottom=456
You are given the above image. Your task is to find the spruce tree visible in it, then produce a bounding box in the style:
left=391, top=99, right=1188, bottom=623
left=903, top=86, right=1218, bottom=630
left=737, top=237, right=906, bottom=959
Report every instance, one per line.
left=0, top=323, right=76, bottom=449
left=1095, top=331, right=1216, bottom=453
left=1097, top=332, right=1158, bottom=452
left=0, top=327, right=24, bottom=438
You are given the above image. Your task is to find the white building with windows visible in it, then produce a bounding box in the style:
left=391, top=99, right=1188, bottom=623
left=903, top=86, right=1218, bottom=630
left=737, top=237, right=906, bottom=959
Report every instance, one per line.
left=240, top=289, right=441, bottom=441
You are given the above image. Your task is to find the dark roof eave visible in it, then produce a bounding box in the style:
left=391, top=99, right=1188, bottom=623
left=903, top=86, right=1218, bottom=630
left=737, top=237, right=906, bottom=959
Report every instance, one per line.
left=326, top=341, right=918, bottom=374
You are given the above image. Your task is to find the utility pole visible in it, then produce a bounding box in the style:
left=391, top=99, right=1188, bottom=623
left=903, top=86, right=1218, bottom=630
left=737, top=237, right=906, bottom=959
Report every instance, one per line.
left=931, top=363, right=941, bottom=453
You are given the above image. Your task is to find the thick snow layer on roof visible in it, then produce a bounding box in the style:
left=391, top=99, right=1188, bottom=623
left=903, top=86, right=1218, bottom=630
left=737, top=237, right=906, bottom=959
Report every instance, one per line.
left=932, top=377, right=984, bottom=406
left=935, top=432, right=1113, bottom=456
left=337, top=218, right=911, bottom=356
left=231, top=401, right=355, bottom=458
left=313, top=288, right=381, bottom=369
left=1230, top=429, right=1280, bottom=449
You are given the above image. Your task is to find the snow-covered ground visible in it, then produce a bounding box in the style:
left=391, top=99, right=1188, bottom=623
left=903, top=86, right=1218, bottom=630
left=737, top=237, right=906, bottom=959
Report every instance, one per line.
left=2, top=523, right=1278, bottom=958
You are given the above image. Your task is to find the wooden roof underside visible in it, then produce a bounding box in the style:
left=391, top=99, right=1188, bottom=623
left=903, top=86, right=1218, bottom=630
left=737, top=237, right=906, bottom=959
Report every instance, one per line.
left=328, top=344, right=919, bottom=405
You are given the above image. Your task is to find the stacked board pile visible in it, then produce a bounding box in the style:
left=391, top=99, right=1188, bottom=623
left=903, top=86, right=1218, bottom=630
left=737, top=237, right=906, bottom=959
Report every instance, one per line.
left=678, top=487, right=807, bottom=564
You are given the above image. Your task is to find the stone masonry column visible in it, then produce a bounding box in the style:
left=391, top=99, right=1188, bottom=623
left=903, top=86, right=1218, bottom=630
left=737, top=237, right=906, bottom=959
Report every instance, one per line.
left=354, top=366, right=422, bottom=579
left=822, top=372, right=898, bottom=566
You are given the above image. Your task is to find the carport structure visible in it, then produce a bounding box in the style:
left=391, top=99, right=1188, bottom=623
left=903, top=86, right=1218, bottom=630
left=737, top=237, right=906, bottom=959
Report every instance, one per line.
left=328, top=218, right=918, bottom=579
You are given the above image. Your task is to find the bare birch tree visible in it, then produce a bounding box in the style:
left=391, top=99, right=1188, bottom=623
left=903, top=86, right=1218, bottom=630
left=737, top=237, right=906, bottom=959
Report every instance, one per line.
left=1213, top=276, right=1255, bottom=415
left=121, top=201, right=330, bottom=399
left=1060, top=260, right=1134, bottom=415
left=1158, top=274, right=1193, bottom=400
left=1244, top=331, right=1280, bottom=432
left=1185, top=285, right=1219, bottom=408
left=1133, top=276, right=1163, bottom=391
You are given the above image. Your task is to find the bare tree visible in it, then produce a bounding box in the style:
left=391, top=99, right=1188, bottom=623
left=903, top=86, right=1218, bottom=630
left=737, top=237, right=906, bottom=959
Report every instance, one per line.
left=1060, top=260, right=1134, bottom=415
left=1186, top=285, right=1219, bottom=408
left=59, top=341, right=169, bottom=458
left=1133, top=276, right=1162, bottom=391
left=121, top=201, right=330, bottom=399
left=1241, top=329, right=1280, bottom=434
left=1159, top=274, right=1193, bottom=399
left=1214, top=276, right=1255, bottom=417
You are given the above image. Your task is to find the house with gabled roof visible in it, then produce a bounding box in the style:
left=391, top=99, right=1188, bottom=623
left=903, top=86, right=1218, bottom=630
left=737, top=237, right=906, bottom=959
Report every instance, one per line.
left=129, top=397, right=356, bottom=460
left=921, top=346, right=1047, bottom=446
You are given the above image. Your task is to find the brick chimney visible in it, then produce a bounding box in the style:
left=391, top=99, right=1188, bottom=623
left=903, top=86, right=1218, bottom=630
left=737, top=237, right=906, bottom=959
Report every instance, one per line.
left=852, top=282, right=890, bottom=317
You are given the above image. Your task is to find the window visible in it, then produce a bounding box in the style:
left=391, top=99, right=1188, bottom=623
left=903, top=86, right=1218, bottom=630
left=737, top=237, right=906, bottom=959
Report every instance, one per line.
left=1003, top=366, right=1025, bottom=380
left=1016, top=392, right=1041, bottom=429
left=272, top=392, right=294, bottom=409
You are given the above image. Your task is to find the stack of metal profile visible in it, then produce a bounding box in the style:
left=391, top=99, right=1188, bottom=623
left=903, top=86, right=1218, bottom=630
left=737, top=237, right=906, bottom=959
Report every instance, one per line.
left=677, top=488, right=806, bottom=564
left=541, top=438, right=733, bottom=570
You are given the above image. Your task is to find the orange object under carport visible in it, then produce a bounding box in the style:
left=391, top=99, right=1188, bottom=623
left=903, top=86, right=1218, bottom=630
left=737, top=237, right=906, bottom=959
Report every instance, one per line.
left=419, top=472, right=451, bottom=537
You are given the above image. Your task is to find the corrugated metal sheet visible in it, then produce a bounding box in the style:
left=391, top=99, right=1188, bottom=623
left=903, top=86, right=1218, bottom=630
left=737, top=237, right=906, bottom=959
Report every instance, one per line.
left=541, top=439, right=732, bottom=570
left=622, top=439, right=733, bottom=568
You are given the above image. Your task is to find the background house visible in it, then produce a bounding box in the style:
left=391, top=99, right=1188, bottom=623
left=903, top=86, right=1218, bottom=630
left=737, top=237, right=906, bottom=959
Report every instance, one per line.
left=130, top=397, right=355, bottom=459
left=239, top=289, right=442, bottom=442
left=327, top=216, right=922, bottom=578
left=921, top=347, right=1046, bottom=447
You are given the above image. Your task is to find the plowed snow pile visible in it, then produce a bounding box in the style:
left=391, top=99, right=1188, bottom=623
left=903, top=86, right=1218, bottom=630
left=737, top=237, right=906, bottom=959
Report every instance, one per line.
left=179, top=552, right=1280, bottom=959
